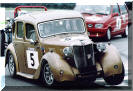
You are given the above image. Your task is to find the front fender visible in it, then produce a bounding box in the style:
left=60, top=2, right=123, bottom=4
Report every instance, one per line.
left=34, top=52, right=75, bottom=82
left=5, top=43, right=19, bottom=72
left=100, top=44, right=123, bottom=77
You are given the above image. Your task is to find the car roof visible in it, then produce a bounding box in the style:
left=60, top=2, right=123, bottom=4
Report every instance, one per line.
left=15, top=10, right=83, bottom=24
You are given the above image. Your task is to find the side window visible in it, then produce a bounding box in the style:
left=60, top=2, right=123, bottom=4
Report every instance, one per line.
left=17, top=22, right=24, bottom=38
left=119, top=5, right=128, bottom=14
left=113, top=5, right=120, bottom=15
left=26, top=24, right=36, bottom=41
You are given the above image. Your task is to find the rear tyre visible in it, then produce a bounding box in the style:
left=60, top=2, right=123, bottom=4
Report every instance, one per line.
left=104, top=64, right=125, bottom=85
left=40, top=61, right=55, bottom=87
left=8, top=52, right=16, bottom=77
left=122, top=25, right=128, bottom=38
left=105, top=29, right=111, bottom=41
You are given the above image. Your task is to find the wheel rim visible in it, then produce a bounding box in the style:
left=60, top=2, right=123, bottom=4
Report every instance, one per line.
left=44, top=63, right=54, bottom=85
left=125, top=26, right=128, bottom=36
left=8, top=54, right=15, bottom=76
left=107, top=29, right=111, bottom=40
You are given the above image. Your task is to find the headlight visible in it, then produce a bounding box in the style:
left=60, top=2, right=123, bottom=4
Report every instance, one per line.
left=88, top=24, right=93, bottom=28
left=63, top=47, right=73, bottom=57
left=95, top=24, right=103, bottom=28
left=96, top=43, right=106, bottom=52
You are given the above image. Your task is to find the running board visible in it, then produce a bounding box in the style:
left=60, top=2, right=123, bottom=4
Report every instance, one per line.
left=17, top=72, right=34, bottom=79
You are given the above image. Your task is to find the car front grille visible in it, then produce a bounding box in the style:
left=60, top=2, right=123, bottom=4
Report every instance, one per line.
left=73, top=44, right=95, bottom=73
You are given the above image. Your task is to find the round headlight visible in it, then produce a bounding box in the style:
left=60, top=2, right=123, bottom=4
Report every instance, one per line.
left=63, top=47, right=73, bottom=57
left=95, top=24, right=103, bottom=28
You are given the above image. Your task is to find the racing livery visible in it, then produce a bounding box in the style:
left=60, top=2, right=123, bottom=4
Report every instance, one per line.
left=5, top=6, right=125, bottom=86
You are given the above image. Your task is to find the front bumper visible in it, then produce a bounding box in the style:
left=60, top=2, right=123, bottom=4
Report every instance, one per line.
left=76, top=66, right=97, bottom=80
left=88, top=28, right=107, bottom=38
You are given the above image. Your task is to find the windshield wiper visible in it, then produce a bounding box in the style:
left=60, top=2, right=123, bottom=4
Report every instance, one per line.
left=95, top=13, right=107, bottom=15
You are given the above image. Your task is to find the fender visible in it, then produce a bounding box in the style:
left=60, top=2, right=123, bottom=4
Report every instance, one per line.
left=34, top=52, right=76, bottom=82
left=5, top=43, right=19, bottom=72
left=99, top=44, right=123, bottom=77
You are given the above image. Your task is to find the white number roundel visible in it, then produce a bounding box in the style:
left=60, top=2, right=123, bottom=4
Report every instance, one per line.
left=116, top=17, right=121, bottom=29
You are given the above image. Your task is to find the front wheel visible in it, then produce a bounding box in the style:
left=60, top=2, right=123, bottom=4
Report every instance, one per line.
left=41, top=61, right=55, bottom=86
left=105, top=29, right=111, bottom=41
left=104, top=64, right=125, bottom=85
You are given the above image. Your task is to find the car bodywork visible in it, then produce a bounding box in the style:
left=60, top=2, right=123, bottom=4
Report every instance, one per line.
left=74, top=4, right=128, bottom=40
left=5, top=6, right=124, bottom=86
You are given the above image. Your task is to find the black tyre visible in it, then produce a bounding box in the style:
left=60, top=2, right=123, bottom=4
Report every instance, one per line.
left=104, top=64, right=125, bottom=85
left=0, top=30, right=5, bottom=56
left=122, top=25, right=128, bottom=38
left=41, top=61, right=55, bottom=86
left=105, top=28, right=111, bottom=41
left=8, top=52, right=16, bottom=77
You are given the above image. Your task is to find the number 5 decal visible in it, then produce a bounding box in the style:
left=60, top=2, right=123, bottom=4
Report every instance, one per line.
left=26, top=50, right=39, bottom=69
left=30, top=53, right=35, bottom=66
left=116, top=17, right=121, bottom=29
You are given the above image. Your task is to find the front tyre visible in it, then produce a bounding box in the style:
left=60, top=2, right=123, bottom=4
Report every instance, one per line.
left=105, top=29, right=111, bottom=41
left=8, top=52, right=16, bottom=77
left=41, top=61, right=55, bottom=86
left=104, top=64, right=125, bottom=85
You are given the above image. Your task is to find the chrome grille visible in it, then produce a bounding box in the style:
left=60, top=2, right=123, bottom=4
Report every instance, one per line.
left=73, top=44, right=95, bottom=73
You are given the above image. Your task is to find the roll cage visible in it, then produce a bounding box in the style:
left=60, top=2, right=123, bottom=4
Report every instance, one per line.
left=14, top=6, right=47, bottom=18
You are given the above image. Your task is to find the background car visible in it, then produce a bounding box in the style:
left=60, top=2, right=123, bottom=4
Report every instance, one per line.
left=74, top=3, right=129, bottom=40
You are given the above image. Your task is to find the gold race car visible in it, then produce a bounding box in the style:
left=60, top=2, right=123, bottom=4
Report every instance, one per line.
left=5, top=6, right=125, bottom=86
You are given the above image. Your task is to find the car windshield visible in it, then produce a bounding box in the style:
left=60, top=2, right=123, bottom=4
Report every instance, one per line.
left=75, top=5, right=111, bottom=15
left=38, top=18, right=85, bottom=37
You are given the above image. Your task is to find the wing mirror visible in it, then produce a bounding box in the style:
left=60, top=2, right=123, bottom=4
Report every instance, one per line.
left=112, top=13, right=119, bottom=17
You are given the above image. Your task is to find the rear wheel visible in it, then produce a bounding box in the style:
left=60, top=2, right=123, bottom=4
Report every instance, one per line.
left=41, top=61, right=55, bottom=86
left=8, top=52, right=16, bottom=77
left=122, top=25, right=128, bottom=38
left=104, top=64, right=125, bottom=85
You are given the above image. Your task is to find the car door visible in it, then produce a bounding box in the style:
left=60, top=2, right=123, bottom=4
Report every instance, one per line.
left=111, top=4, right=122, bottom=34
left=14, top=21, right=26, bottom=73
left=23, top=23, right=42, bottom=75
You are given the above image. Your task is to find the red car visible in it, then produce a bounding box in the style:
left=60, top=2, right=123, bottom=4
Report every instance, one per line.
left=75, top=4, right=128, bottom=40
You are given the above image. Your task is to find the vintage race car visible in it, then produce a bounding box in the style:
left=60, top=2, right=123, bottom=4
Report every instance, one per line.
left=5, top=6, right=125, bottom=86
left=74, top=3, right=128, bottom=40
